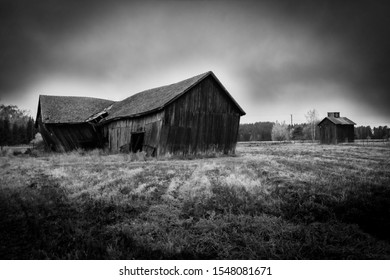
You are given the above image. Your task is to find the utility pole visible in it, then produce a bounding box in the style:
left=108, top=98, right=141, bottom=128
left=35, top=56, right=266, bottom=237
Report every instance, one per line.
left=290, top=114, right=293, bottom=127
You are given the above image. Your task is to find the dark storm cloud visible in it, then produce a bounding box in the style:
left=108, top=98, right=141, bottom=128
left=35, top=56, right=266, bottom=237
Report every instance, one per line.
left=0, top=0, right=118, bottom=96
left=270, top=0, right=390, bottom=110
left=1, top=0, right=389, bottom=124
left=227, top=0, right=390, bottom=121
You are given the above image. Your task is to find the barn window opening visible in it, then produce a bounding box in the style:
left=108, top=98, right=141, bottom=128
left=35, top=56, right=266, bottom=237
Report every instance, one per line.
left=131, top=132, right=144, bottom=153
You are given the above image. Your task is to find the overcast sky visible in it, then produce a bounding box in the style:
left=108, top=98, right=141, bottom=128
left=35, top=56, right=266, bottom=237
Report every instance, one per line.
left=1, top=0, right=389, bottom=126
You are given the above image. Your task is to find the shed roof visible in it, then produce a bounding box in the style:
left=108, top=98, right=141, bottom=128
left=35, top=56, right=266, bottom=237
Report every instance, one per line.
left=38, top=95, right=115, bottom=124
left=104, top=71, right=245, bottom=121
left=318, top=116, right=356, bottom=126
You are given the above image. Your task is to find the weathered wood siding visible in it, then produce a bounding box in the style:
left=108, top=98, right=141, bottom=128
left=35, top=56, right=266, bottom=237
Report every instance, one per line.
left=37, top=113, right=62, bottom=151
left=336, top=125, right=354, bottom=143
left=160, top=75, right=241, bottom=155
left=104, top=111, right=163, bottom=153
left=319, top=119, right=337, bottom=144
left=39, top=122, right=101, bottom=151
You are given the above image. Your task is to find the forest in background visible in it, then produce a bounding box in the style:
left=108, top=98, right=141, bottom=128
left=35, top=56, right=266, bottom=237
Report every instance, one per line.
left=0, top=104, right=37, bottom=147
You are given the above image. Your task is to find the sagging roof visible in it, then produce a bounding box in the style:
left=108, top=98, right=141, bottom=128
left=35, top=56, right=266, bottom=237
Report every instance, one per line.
left=318, top=116, right=356, bottom=126
left=38, top=95, right=115, bottom=124
left=37, top=71, right=245, bottom=125
left=104, top=71, right=245, bottom=121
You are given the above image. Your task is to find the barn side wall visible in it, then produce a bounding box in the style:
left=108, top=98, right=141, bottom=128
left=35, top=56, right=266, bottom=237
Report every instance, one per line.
left=159, top=75, right=241, bottom=155
left=336, top=124, right=355, bottom=143
left=103, top=111, right=164, bottom=154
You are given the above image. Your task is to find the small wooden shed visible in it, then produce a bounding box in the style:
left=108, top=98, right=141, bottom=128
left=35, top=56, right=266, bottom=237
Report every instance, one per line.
left=36, top=71, right=246, bottom=155
left=318, top=112, right=356, bottom=144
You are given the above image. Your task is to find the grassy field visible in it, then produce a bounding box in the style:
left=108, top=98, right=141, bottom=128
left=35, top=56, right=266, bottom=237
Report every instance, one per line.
left=1, top=142, right=390, bottom=259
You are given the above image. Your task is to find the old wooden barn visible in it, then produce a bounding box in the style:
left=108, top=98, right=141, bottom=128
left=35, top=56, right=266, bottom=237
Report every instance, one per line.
left=318, top=112, right=356, bottom=144
left=36, top=71, right=246, bottom=155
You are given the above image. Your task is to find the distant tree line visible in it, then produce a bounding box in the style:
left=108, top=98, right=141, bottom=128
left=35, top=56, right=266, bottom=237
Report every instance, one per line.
left=239, top=122, right=389, bottom=142
left=354, top=126, right=373, bottom=139
left=355, top=125, right=389, bottom=140
left=0, top=104, right=37, bottom=147
left=238, top=122, right=321, bottom=142
left=239, top=109, right=322, bottom=142
left=238, top=122, right=274, bottom=141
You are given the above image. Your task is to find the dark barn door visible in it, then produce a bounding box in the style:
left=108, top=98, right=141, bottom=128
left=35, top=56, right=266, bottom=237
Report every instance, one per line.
left=131, top=132, right=144, bottom=153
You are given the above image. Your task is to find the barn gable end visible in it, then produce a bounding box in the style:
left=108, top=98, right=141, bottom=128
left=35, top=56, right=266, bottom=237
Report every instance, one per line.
left=159, top=75, right=242, bottom=155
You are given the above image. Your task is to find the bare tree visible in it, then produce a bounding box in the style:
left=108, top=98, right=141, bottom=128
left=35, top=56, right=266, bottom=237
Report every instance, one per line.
left=305, top=109, right=318, bottom=141
left=271, top=121, right=290, bottom=141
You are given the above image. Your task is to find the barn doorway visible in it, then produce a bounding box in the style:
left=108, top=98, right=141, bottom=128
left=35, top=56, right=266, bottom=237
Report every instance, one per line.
left=131, top=132, right=144, bottom=153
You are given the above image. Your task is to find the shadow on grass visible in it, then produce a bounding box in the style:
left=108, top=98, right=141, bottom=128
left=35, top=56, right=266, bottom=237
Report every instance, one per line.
left=270, top=182, right=390, bottom=243
left=0, top=181, right=80, bottom=259
left=0, top=180, right=150, bottom=259
left=335, top=184, right=390, bottom=241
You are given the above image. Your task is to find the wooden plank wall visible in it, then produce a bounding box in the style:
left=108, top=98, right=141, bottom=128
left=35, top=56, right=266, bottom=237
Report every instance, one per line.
left=37, top=105, right=64, bottom=152
left=319, top=119, right=337, bottom=144
left=37, top=121, right=64, bottom=152
left=104, top=111, right=163, bottom=152
left=336, top=125, right=355, bottom=143
left=45, top=123, right=100, bottom=151
left=160, top=75, right=241, bottom=155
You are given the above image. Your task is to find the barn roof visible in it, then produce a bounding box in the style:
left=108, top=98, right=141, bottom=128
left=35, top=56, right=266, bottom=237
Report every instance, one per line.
left=37, top=71, right=245, bottom=125
left=103, top=71, right=245, bottom=121
left=38, top=95, right=115, bottom=124
left=318, top=116, right=356, bottom=126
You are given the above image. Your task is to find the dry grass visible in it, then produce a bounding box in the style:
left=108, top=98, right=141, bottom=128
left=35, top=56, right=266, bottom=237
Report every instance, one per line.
left=1, top=143, right=390, bottom=259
